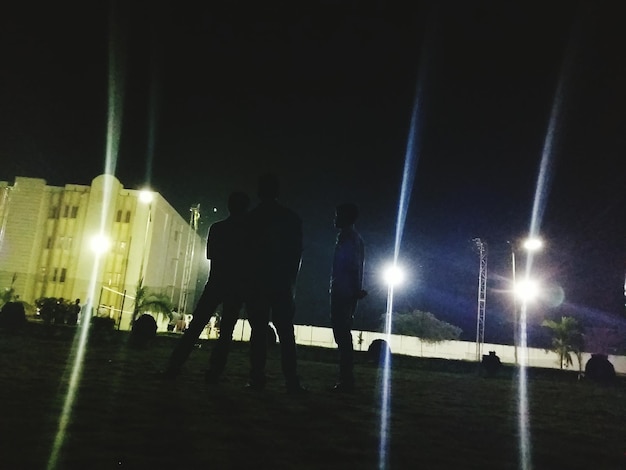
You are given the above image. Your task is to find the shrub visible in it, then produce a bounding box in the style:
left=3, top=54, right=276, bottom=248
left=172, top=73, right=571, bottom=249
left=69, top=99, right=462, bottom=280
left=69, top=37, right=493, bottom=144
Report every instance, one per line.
left=91, top=316, right=116, bottom=331
left=367, top=339, right=391, bottom=366
left=481, top=351, right=502, bottom=378
left=585, top=353, right=616, bottom=384
left=0, top=301, right=27, bottom=331
left=130, top=314, right=157, bottom=347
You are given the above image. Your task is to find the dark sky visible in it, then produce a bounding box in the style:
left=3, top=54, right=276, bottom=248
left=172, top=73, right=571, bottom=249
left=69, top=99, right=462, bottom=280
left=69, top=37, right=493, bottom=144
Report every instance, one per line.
left=2, top=1, right=624, bottom=345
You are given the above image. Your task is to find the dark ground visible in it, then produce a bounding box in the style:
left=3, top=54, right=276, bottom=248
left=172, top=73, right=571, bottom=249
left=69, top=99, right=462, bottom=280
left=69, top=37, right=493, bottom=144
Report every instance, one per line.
left=1, top=321, right=625, bottom=469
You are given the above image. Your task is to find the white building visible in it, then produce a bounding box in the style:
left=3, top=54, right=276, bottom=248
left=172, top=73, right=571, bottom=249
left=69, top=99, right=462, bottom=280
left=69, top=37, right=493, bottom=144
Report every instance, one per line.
left=0, top=174, right=207, bottom=330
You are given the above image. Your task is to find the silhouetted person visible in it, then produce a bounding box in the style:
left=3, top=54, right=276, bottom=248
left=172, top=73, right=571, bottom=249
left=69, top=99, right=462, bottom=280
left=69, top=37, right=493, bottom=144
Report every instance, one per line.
left=330, top=203, right=367, bottom=393
left=67, top=298, right=81, bottom=326
left=246, top=173, right=306, bottom=394
left=39, top=298, right=55, bottom=324
left=53, top=297, right=67, bottom=324
left=163, top=191, right=250, bottom=381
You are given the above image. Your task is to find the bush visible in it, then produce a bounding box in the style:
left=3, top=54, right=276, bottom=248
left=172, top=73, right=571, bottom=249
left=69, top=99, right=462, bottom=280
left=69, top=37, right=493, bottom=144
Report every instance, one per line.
left=367, top=339, right=391, bottom=366
left=89, top=316, right=116, bottom=341
left=585, top=353, right=616, bottom=384
left=0, top=302, right=27, bottom=331
left=481, top=351, right=502, bottom=378
left=130, top=314, right=157, bottom=347
left=91, top=316, right=116, bottom=331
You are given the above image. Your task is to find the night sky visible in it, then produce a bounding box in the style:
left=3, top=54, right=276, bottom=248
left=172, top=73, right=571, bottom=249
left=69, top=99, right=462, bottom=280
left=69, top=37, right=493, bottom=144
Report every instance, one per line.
left=2, top=1, right=624, bottom=346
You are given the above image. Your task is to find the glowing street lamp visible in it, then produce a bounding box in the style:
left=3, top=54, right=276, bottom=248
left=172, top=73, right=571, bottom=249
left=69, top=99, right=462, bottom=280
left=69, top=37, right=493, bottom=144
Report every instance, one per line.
left=381, top=262, right=406, bottom=342
left=510, top=236, right=544, bottom=364
left=383, top=264, right=405, bottom=288
left=137, top=189, right=154, bottom=285
left=133, top=188, right=154, bottom=324
left=90, top=233, right=111, bottom=256
left=515, top=279, right=540, bottom=302
left=139, top=189, right=154, bottom=204
left=522, top=237, right=543, bottom=252
left=91, top=233, right=111, bottom=319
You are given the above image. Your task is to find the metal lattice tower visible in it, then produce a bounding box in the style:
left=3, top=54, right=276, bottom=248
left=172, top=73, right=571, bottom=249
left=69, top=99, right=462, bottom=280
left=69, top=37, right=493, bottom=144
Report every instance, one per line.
left=473, top=238, right=488, bottom=361
left=178, top=204, right=201, bottom=314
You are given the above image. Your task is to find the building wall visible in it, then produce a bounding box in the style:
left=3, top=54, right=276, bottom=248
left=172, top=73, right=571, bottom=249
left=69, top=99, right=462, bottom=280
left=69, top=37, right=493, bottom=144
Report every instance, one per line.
left=205, top=320, right=626, bottom=375
left=0, top=174, right=205, bottom=330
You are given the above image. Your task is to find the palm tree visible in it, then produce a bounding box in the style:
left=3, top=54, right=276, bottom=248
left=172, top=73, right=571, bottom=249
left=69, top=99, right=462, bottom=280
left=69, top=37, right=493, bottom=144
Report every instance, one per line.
left=131, top=279, right=174, bottom=325
left=542, top=316, right=583, bottom=371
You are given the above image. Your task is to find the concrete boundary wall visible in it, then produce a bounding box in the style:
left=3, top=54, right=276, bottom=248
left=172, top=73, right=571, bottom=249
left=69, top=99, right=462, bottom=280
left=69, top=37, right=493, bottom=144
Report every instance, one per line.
left=194, top=319, right=626, bottom=375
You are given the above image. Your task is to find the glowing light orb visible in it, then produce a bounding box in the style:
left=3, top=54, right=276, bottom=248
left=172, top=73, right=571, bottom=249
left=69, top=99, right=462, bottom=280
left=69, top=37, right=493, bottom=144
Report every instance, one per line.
left=515, top=279, right=539, bottom=302
left=522, top=237, right=543, bottom=252
left=383, top=264, right=405, bottom=287
left=90, top=234, right=111, bottom=255
left=139, top=190, right=154, bottom=204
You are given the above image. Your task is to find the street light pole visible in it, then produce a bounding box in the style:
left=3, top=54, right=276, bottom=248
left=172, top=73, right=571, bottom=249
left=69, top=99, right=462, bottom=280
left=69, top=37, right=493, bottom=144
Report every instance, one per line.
left=511, top=247, right=518, bottom=365
left=510, top=236, right=543, bottom=366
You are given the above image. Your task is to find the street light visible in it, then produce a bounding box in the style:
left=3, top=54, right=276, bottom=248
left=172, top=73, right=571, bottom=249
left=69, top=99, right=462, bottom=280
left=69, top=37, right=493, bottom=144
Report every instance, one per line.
left=381, top=262, right=405, bottom=331
left=383, top=264, right=405, bottom=288
left=133, top=188, right=153, bottom=325
left=137, top=189, right=154, bottom=286
left=90, top=233, right=111, bottom=319
left=90, top=233, right=111, bottom=256
left=515, top=279, right=540, bottom=302
left=510, top=236, right=543, bottom=364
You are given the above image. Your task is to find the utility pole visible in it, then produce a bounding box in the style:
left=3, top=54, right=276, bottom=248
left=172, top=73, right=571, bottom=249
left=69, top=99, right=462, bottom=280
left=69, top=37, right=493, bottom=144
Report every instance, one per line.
left=473, top=238, right=488, bottom=361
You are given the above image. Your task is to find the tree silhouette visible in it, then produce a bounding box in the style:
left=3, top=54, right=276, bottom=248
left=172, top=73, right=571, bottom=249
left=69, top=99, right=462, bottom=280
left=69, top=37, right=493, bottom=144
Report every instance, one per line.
left=131, top=279, right=174, bottom=326
left=541, top=316, right=583, bottom=371
left=382, top=310, right=462, bottom=343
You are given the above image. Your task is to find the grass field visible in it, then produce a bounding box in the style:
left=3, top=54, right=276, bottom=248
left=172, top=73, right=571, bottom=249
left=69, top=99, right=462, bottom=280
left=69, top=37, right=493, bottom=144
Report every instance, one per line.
left=1, top=322, right=625, bottom=469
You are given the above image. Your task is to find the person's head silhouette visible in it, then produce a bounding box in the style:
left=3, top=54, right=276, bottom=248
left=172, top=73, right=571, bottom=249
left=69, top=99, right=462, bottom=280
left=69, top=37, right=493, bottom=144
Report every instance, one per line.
left=335, top=203, right=359, bottom=229
left=257, top=173, right=280, bottom=202
left=228, top=191, right=250, bottom=216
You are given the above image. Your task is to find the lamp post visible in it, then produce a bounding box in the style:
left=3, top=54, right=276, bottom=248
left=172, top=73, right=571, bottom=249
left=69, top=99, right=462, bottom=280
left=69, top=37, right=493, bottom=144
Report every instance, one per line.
left=510, top=237, right=543, bottom=364
left=383, top=264, right=404, bottom=317
left=137, top=189, right=154, bottom=286
left=133, top=189, right=153, bottom=325
left=90, top=233, right=111, bottom=318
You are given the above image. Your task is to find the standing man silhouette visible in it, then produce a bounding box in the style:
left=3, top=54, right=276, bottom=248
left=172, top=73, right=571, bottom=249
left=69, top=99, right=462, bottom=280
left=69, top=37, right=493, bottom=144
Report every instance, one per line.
left=246, top=173, right=306, bottom=394
left=162, top=191, right=250, bottom=382
left=330, top=203, right=367, bottom=393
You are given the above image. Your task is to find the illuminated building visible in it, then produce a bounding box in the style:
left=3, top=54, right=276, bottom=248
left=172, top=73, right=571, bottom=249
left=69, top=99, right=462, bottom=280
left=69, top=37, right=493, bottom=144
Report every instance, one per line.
left=0, top=174, right=206, bottom=330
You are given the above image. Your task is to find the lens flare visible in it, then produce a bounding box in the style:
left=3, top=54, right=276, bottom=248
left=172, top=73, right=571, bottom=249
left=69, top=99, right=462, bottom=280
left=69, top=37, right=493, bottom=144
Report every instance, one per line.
left=47, top=3, right=125, bottom=468
left=377, top=29, right=428, bottom=466
left=518, top=17, right=574, bottom=468
left=383, top=264, right=405, bottom=287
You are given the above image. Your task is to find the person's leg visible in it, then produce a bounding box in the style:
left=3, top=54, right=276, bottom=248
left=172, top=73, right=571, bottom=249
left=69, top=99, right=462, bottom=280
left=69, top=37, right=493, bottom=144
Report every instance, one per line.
left=272, top=287, right=302, bottom=390
left=207, top=295, right=243, bottom=382
left=165, top=282, right=221, bottom=376
left=331, top=296, right=356, bottom=389
left=247, top=294, right=270, bottom=388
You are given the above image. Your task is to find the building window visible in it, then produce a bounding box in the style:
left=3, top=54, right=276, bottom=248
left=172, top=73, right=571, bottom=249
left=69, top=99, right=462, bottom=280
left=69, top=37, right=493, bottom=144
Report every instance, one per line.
left=125, top=210, right=131, bottom=223
left=116, top=210, right=122, bottom=222
left=46, top=237, right=53, bottom=249
left=59, top=237, right=72, bottom=250
left=70, top=206, right=78, bottom=218
left=52, top=268, right=58, bottom=282
left=60, top=268, right=67, bottom=283
left=63, top=205, right=69, bottom=218
left=49, top=206, right=59, bottom=219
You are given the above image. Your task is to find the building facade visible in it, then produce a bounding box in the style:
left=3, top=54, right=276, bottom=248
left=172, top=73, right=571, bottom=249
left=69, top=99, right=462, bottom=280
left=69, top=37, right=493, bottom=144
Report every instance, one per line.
left=0, top=174, right=207, bottom=330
